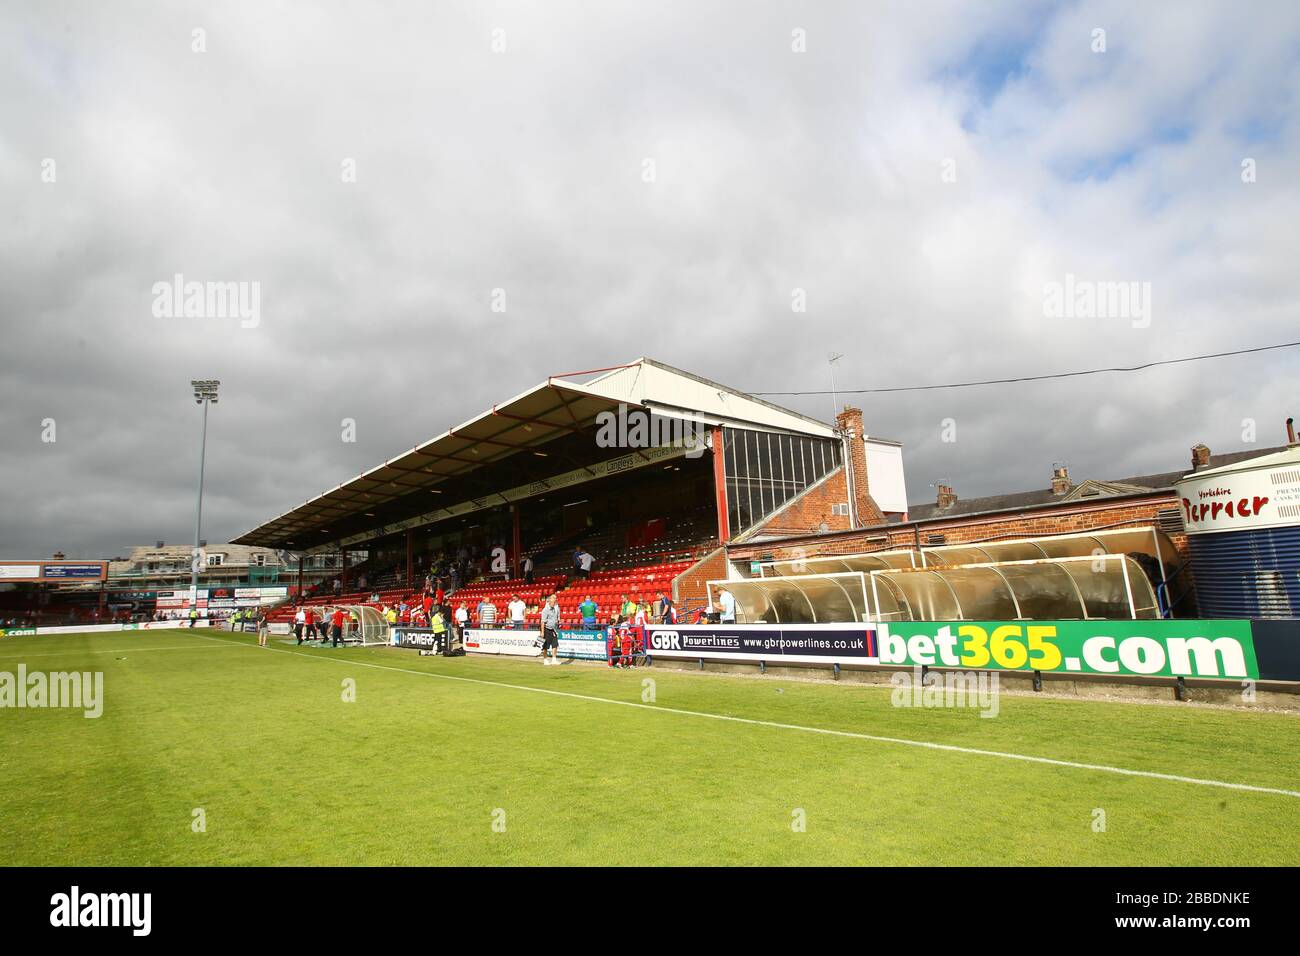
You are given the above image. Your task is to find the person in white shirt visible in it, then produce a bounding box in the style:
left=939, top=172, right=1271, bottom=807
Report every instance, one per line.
left=507, top=594, right=527, bottom=629
left=294, top=607, right=307, bottom=644
left=522, top=555, right=534, bottom=584
left=577, top=550, right=594, bottom=578
left=718, top=589, right=737, bottom=624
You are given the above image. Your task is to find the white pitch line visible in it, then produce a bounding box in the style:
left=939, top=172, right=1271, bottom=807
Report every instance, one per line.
left=0, top=643, right=250, bottom=660
left=194, top=633, right=1300, bottom=800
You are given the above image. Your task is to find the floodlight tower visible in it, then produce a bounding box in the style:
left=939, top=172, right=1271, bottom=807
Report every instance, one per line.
left=189, top=380, right=220, bottom=607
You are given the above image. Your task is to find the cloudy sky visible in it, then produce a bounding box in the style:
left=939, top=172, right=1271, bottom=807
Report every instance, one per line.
left=2, top=0, right=1298, bottom=559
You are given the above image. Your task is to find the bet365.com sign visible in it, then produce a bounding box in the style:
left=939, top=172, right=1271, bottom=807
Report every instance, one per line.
left=878, top=620, right=1257, bottom=680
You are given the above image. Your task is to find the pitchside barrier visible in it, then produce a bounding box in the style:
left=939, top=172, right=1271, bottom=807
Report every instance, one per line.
left=643, top=619, right=1300, bottom=683
left=461, top=627, right=542, bottom=657
left=391, top=626, right=607, bottom=658
left=389, top=627, right=461, bottom=654
left=0, top=620, right=216, bottom=637
left=558, top=628, right=608, bottom=661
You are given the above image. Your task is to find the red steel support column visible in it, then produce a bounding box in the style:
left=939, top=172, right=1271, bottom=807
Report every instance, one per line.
left=297, top=556, right=304, bottom=599
left=711, top=426, right=730, bottom=543
left=511, top=504, right=522, bottom=578
left=341, top=548, right=349, bottom=592
left=406, top=529, right=414, bottom=590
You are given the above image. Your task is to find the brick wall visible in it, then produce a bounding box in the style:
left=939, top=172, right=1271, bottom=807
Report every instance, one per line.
left=836, top=407, right=886, bottom=525
left=672, top=546, right=730, bottom=611
left=729, top=491, right=1188, bottom=588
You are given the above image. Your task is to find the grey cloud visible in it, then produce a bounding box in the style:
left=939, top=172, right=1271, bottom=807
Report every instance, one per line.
left=1, top=0, right=1297, bottom=557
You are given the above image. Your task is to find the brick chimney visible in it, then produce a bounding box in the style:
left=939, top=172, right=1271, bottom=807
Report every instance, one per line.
left=835, top=406, right=885, bottom=525
left=1190, top=443, right=1212, bottom=471
left=1050, top=463, right=1071, bottom=496
left=935, top=483, right=957, bottom=509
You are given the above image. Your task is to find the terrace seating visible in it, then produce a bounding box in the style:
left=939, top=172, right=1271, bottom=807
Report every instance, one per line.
left=553, top=560, right=694, bottom=629
left=268, top=555, right=700, bottom=632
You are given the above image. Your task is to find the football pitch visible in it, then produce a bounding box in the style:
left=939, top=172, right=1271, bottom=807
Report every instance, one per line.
left=1, top=629, right=1297, bottom=866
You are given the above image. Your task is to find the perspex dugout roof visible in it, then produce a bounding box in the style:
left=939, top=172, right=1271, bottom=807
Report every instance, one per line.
left=760, top=527, right=1177, bottom=582
left=714, top=554, right=1159, bottom=624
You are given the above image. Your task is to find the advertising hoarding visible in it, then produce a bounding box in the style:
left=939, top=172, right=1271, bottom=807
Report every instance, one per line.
left=557, top=628, right=608, bottom=660
left=1175, top=457, right=1300, bottom=535
left=462, top=628, right=542, bottom=657
left=878, top=620, right=1258, bottom=680
left=644, top=622, right=878, bottom=665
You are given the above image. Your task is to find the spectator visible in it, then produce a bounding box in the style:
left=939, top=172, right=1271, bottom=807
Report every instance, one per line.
left=578, top=594, right=599, bottom=628
left=294, top=606, right=306, bottom=644
left=333, top=579, right=342, bottom=596
left=576, top=548, right=594, bottom=579
left=654, top=591, right=674, bottom=625
left=718, top=588, right=737, bottom=624
left=477, top=597, right=497, bottom=628
left=454, top=601, right=469, bottom=636
left=507, top=594, right=526, bottom=630
left=522, top=554, right=534, bottom=584
left=632, top=599, right=649, bottom=629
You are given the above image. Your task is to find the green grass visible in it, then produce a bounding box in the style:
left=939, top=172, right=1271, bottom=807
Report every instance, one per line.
left=1, top=628, right=1297, bottom=866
